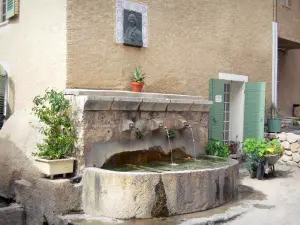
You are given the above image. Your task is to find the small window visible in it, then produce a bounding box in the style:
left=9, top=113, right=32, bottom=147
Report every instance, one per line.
left=0, top=0, right=18, bottom=23
left=281, top=0, right=291, bottom=8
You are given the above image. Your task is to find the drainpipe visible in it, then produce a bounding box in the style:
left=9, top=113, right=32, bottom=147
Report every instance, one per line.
left=272, top=0, right=278, bottom=106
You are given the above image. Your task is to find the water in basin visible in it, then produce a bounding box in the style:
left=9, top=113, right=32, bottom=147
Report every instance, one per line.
left=103, top=156, right=229, bottom=173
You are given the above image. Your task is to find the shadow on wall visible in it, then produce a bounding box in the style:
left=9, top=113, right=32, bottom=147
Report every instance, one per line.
left=0, top=109, right=42, bottom=198
left=7, top=76, right=15, bottom=118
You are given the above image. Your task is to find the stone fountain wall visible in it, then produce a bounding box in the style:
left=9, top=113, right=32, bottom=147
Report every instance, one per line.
left=266, top=132, right=300, bottom=166
left=66, top=90, right=212, bottom=170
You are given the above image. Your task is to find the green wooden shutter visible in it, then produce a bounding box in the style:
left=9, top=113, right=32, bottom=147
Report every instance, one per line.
left=0, top=75, right=6, bottom=128
left=244, top=82, right=266, bottom=140
left=209, top=79, right=226, bottom=141
left=6, top=0, right=15, bottom=20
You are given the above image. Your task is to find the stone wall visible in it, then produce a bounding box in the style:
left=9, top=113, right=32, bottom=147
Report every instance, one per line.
left=266, top=132, right=300, bottom=166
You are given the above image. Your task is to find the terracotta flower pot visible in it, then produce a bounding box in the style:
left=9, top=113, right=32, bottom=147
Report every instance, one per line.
left=131, top=82, right=144, bottom=92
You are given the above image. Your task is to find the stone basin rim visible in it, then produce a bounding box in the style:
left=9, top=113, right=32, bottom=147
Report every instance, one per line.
left=88, top=157, right=239, bottom=175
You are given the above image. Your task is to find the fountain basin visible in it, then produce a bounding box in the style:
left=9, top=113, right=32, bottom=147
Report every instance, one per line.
left=83, top=157, right=239, bottom=219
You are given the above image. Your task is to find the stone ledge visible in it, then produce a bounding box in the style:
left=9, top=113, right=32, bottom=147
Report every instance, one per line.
left=67, top=89, right=212, bottom=112
left=111, top=96, right=143, bottom=111
left=140, top=98, right=170, bottom=111
left=84, top=96, right=114, bottom=111
left=167, top=99, right=194, bottom=112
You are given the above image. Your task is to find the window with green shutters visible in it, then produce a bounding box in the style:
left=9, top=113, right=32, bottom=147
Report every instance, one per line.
left=1, top=0, right=18, bottom=22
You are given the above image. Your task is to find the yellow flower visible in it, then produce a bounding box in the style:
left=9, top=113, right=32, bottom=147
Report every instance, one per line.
left=267, top=148, right=274, bottom=154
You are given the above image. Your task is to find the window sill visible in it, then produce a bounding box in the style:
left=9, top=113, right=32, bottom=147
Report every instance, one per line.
left=0, top=20, right=8, bottom=28
left=282, top=5, right=291, bottom=10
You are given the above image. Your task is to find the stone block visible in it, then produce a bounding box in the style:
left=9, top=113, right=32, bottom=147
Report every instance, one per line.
left=284, top=150, right=292, bottom=156
left=292, top=153, right=300, bottom=163
left=139, top=98, right=170, bottom=111
left=111, top=96, right=142, bottom=111
left=167, top=99, right=193, bottom=112
left=276, top=133, right=287, bottom=141
left=0, top=203, right=25, bottom=225
left=281, top=155, right=292, bottom=162
left=287, top=133, right=300, bottom=143
left=14, top=178, right=82, bottom=225
left=291, top=142, right=300, bottom=153
left=84, top=96, right=114, bottom=110
left=281, top=141, right=291, bottom=150
left=268, top=133, right=277, bottom=140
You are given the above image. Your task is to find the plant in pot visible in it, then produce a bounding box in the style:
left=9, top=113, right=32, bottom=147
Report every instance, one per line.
left=131, top=67, right=145, bottom=92
left=267, top=102, right=281, bottom=133
left=31, top=89, right=77, bottom=179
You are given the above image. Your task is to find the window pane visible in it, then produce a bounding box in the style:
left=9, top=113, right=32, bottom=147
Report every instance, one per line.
left=226, top=113, right=230, bottom=121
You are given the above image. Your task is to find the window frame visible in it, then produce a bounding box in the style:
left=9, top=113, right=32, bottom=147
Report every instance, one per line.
left=281, top=0, right=291, bottom=9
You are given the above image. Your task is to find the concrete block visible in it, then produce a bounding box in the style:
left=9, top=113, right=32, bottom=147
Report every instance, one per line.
left=167, top=99, right=193, bottom=112
left=0, top=203, right=25, bottom=225
left=139, top=98, right=170, bottom=111
left=111, top=96, right=142, bottom=111
left=84, top=96, right=114, bottom=110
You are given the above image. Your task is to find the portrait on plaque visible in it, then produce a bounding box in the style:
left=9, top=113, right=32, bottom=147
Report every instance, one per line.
left=116, top=0, right=148, bottom=47
left=123, top=10, right=143, bottom=47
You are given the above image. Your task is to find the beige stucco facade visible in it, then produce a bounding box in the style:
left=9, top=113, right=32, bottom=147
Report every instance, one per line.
left=0, top=0, right=67, bottom=113
left=277, top=0, right=300, bottom=43
left=67, top=0, right=273, bottom=102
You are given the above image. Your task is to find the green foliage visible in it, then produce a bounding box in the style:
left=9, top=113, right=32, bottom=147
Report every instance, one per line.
left=205, top=139, right=230, bottom=158
left=166, top=130, right=176, bottom=139
left=32, top=89, right=77, bottom=160
left=243, top=137, right=283, bottom=176
left=292, top=119, right=299, bottom=126
left=268, top=102, right=279, bottom=119
left=243, top=137, right=283, bottom=157
left=131, top=67, right=146, bottom=83
left=135, top=129, right=143, bottom=139
left=244, top=150, right=261, bottom=176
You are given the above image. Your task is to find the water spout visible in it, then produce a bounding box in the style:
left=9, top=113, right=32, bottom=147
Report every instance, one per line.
left=164, top=126, right=177, bottom=165
left=150, top=119, right=164, bottom=131
left=121, top=120, right=135, bottom=132
left=187, top=125, right=197, bottom=160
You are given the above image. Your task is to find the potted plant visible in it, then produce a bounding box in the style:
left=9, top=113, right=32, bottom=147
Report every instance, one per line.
left=32, top=89, right=77, bottom=179
left=131, top=67, right=145, bottom=92
left=229, top=141, right=239, bottom=154
left=267, top=102, right=281, bottom=133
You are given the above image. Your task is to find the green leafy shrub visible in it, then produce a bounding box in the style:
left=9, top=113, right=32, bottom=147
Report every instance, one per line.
left=243, top=137, right=283, bottom=176
left=32, top=89, right=77, bottom=160
left=205, top=139, right=230, bottom=158
left=243, top=137, right=283, bottom=157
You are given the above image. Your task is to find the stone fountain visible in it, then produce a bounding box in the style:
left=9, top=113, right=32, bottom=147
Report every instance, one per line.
left=66, top=89, right=239, bottom=219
